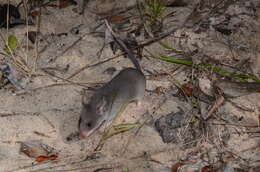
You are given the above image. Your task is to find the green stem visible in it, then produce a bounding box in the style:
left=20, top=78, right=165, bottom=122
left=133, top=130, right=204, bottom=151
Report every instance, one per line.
left=149, top=54, right=260, bottom=82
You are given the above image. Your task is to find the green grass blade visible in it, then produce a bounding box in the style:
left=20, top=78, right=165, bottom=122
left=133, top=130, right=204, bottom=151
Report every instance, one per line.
left=149, top=53, right=260, bottom=82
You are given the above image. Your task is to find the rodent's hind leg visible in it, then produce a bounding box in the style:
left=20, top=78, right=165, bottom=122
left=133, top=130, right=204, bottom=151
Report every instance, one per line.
left=129, top=100, right=146, bottom=113
left=136, top=100, right=142, bottom=107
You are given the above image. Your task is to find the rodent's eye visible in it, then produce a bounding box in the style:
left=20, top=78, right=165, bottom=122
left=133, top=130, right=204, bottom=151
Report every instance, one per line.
left=86, top=122, right=92, bottom=128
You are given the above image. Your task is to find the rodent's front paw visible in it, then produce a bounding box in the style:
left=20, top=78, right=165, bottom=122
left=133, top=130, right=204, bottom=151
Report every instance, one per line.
left=66, top=131, right=80, bottom=142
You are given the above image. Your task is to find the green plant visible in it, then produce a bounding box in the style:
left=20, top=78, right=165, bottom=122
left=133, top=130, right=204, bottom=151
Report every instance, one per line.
left=122, top=168, right=129, bottom=172
left=4, top=34, right=17, bottom=54
left=138, top=0, right=166, bottom=34
left=145, top=42, right=260, bottom=82
left=143, top=0, right=165, bottom=24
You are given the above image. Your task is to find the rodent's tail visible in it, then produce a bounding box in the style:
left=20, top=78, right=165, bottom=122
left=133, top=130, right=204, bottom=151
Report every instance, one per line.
left=113, top=36, right=142, bottom=71
left=105, top=20, right=142, bottom=71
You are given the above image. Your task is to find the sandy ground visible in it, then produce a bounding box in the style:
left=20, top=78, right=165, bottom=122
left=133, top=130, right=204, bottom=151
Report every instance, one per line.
left=0, top=0, right=260, bottom=171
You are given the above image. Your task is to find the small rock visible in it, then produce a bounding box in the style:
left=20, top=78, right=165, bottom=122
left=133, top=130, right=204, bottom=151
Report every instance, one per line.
left=154, top=108, right=185, bottom=143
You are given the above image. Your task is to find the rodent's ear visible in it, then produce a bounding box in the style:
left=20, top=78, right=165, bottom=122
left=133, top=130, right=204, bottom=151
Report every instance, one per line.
left=96, top=96, right=109, bottom=115
left=82, top=94, right=90, bottom=105
left=81, top=89, right=91, bottom=105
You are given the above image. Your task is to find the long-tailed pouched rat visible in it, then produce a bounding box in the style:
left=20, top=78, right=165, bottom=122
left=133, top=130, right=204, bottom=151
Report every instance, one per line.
left=78, top=21, right=146, bottom=139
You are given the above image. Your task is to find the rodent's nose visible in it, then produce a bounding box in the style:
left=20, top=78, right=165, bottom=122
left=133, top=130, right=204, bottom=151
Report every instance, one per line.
left=79, top=131, right=87, bottom=139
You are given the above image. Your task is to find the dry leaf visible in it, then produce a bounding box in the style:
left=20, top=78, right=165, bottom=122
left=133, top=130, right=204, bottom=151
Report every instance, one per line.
left=35, top=155, right=58, bottom=163
left=19, top=141, right=57, bottom=161
left=171, top=162, right=185, bottom=172
left=201, top=165, right=214, bottom=172
left=181, top=85, right=193, bottom=96
left=108, top=16, right=124, bottom=23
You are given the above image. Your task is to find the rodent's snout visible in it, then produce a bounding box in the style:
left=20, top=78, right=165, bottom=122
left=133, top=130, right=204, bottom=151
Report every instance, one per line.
left=79, top=131, right=88, bottom=139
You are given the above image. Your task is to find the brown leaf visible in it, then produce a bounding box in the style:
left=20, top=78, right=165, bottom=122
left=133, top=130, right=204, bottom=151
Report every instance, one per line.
left=171, top=162, right=185, bottom=172
left=47, top=2, right=72, bottom=8
left=20, top=142, right=48, bottom=158
left=154, top=86, right=165, bottom=95
left=201, top=165, right=214, bottom=172
left=181, top=85, right=193, bottom=96
left=108, top=16, right=124, bottom=23
left=46, top=0, right=77, bottom=9
left=35, top=155, right=58, bottom=163
left=31, top=11, right=40, bottom=17
left=19, top=141, right=57, bottom=159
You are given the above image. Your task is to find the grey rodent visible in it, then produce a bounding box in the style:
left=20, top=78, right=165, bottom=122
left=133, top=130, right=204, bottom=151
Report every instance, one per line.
left=79, top=68, right=145, bottom=138
left=78, top=21, right=146, bottom=139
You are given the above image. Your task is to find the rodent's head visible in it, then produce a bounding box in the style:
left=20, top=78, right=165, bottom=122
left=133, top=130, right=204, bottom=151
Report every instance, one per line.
left=78, top=95, right=109, bottom=139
